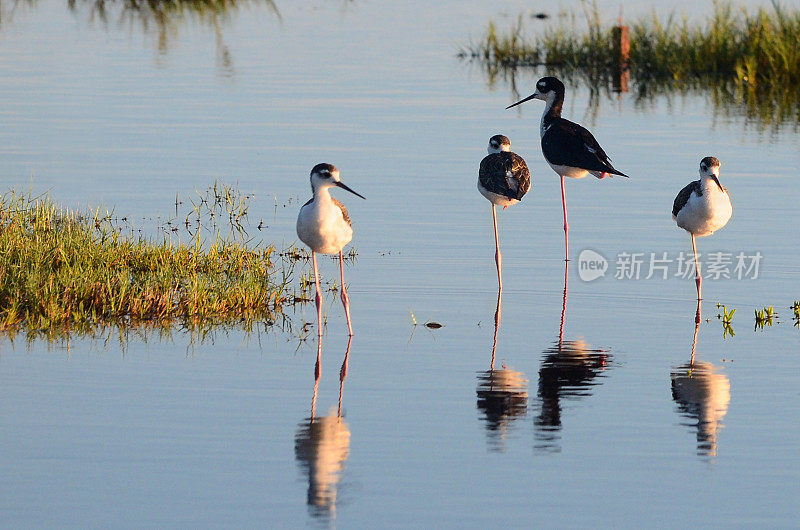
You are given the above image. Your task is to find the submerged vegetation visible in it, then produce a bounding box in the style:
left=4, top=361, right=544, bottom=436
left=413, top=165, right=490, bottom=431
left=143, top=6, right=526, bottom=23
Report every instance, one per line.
left=461, top=1, right=800, bottom=131
left=0, top=188, right=308, bottom=340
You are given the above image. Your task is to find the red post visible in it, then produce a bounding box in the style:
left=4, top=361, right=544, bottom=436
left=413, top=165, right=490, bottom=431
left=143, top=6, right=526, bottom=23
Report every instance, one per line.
left=612, top=25, right=630, bottom=93
left=614, top=25, right=630, bottom=67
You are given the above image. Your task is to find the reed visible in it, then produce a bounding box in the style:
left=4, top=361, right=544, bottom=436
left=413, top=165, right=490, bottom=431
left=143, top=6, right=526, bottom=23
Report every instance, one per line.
left=461, top=1, right=800, bottom=129
left=0, top=190, right=303, bottom=337
left=466, top=2, right=800, bottom=84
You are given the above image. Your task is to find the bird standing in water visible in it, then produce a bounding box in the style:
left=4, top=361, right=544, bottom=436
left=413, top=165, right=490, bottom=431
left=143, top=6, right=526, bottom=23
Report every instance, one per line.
left=672, top=156, right=732, bottom=300
left=297, top=163, right=365, bottom=336
left=507, top=76, right=628, bottom=261
left=478, top=134, right=531, bottom=290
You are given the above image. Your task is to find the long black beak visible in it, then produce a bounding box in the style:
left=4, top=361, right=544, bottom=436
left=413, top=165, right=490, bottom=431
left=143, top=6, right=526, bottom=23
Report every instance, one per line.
left=335, top=181, right=366, bottom=199
left=506, top=92, right=537, bottom=110
left=710, top=175, right=724, bottom=192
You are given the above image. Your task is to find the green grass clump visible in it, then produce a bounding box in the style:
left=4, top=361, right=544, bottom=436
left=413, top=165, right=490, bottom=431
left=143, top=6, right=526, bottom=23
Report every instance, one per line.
left=0, top=191, right=297, bottom=336
left=461, top=1, right=800, bottom=129
left=466, top=1, right=800, bottom=85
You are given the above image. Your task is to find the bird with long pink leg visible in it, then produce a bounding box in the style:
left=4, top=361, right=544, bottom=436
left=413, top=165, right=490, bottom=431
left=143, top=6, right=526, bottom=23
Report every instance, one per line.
left=507, top=76, right=628, bottom=262
left=477, top=134, right=531, bottom=291
left=672, top=156, right=732, bottom=300
left=297, top=163, right=365, bottom=337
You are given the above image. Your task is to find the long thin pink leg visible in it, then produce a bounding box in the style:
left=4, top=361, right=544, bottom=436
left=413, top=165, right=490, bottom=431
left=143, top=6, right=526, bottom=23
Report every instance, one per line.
left=339, top=251, right=353, bottom=336
left=560, top=175, right=570, bottom=262
left=312, top=251, right=323, bottom=339
left=691, top=234, right=702, bottom=300
left=492, top=204, right=503, bottom=291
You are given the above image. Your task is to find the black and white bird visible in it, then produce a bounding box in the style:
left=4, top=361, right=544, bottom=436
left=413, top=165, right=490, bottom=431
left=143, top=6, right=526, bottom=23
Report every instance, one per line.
left=478, top=134, right=531, bottom=290
left=672, top=156, right=732, bottom=300
left=507, top=76, right=629, bottom=261
left=297, top=163, right=365, bottom=337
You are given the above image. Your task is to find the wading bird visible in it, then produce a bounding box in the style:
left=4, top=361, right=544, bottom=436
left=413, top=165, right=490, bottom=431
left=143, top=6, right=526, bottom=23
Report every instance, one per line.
left=297, top=163, right=365, bottom=336
left=477, top=134, right=531, bottom=290
left=672, top=156, right=732, bottom=300
left=506, top=76, right=629, bottom=261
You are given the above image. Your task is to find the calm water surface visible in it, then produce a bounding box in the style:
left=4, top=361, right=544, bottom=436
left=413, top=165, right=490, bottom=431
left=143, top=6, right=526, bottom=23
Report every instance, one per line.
left=1, top=0, right=800, bottom=527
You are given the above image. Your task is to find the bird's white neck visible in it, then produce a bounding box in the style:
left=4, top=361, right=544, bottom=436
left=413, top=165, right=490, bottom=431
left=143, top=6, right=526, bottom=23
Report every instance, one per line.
left=488, top=146, right=511, bottom=154
left=540, top=91, right=563, bottom=137
left=540, top=97, right=555, bottom=137
left=312, top=185, right=334, bottom=203
left=701, top=173, right=725, bottom=194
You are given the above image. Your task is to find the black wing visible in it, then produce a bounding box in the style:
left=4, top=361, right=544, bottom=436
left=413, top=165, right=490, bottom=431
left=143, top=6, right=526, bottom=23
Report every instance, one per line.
left=672, top=180, right=701, bottom=218
left=542, top=118, right=629, bottom=177
left=479, top=152, right=531, bottom=200
left=332, top=198, right=352, bottom=227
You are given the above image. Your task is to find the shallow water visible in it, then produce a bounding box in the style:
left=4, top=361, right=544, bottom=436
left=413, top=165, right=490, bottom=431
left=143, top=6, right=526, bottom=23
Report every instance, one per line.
left=1, top=0, right=800, bottom=527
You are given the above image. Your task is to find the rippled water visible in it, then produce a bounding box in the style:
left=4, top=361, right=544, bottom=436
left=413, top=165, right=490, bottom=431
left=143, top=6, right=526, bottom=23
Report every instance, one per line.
left=1, top=0, right=800, bottom=527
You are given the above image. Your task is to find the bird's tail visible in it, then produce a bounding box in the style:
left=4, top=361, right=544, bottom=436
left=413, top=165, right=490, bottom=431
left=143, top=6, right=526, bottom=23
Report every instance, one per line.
left=593, top=168, right=630, bottom=178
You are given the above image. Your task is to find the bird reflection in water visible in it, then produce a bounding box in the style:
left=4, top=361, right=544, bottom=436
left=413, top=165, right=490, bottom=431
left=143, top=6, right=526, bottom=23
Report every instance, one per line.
left=294, top=337, right=353, bottom=520
left=476, top=286, right=528, bottom=452
left=534, top=261, right=611, bottom=452
left=670, top=301, right=731, bottom=458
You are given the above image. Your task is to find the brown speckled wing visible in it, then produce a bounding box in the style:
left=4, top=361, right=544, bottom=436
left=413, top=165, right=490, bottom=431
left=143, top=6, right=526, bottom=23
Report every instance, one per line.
left=479, top=152, right=531, bottom=200
left=332, top=198, right=352, bottom=227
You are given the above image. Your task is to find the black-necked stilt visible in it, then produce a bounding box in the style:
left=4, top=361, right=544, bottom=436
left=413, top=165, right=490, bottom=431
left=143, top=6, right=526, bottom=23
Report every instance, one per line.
left=507, top=76, right=629, bottom=261
left=297, top=163, right=365, bottom=337
left=672, top=156, right=732, bottom=300
left=478, top=134, right=531, bottom=289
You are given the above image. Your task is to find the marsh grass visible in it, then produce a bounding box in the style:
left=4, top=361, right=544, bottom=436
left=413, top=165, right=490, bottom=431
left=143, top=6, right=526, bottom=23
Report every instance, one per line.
left=0, top=190, right=305, bottom=339
left=461, top=1, right=800, bottom=129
